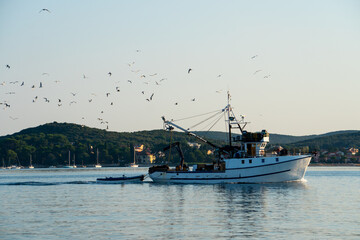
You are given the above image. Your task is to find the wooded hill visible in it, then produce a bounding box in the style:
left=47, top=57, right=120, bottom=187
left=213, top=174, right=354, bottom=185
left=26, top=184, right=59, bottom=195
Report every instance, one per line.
left=0, top=122, right=359, bottom=167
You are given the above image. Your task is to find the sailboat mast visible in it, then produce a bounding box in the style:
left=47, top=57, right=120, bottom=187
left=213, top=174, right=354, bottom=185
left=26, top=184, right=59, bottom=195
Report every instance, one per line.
left=133, top=147, right=136, bottom=164
left=68, top=150, right=70, bottom=166
left=227, top=91, right=232, bottom=147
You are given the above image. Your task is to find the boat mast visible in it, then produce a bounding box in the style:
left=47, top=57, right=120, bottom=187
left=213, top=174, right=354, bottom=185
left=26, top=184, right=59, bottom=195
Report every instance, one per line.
left=227, top=91, right=232, bottom=147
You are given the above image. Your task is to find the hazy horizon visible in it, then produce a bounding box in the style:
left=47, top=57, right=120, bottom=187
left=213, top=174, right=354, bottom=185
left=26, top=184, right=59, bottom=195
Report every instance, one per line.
left=1, top=0, right=359, bottom=136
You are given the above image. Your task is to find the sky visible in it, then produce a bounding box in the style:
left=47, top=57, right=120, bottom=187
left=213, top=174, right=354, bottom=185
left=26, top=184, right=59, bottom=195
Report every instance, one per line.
left=1, top=0, right=359, bottom=137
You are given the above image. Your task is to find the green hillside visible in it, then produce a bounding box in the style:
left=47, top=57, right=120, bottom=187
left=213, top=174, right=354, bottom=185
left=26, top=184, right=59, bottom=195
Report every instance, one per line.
left=195, top=130, right=359, bottom=145
left=0, top=122, right=219, bottom=167
left=0, top=122, right=359, bottom=167
left=285, top=131, right=360, bottom=151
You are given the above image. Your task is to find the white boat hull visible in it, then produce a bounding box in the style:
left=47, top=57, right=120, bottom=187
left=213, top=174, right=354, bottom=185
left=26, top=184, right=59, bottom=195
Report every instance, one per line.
left=149, top=155, right=311, bottom=184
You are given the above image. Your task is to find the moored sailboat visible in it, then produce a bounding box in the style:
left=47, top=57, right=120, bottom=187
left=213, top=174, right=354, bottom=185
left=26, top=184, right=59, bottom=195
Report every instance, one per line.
left=94, top=148, right=102, bottom=168
left=149, top=92, right=312, bottom=184
left=63, top=150, right=77, bottom=168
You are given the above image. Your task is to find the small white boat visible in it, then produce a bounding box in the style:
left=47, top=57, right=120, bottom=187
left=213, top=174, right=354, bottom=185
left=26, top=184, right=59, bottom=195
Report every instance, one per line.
left=96, top=174, right=145, bottom=184
left=149, top=92, right=312, bottom=184
left=130, top=163, right=139, bottom=168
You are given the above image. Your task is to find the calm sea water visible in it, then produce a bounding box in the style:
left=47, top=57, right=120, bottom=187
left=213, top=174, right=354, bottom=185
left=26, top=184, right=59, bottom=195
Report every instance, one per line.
left=0, top=167, right=359, bottom=240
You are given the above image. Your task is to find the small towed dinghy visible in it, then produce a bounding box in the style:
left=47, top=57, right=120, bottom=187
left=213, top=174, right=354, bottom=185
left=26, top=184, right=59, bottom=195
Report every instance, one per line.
left=96, top=174, right=145, bottom=183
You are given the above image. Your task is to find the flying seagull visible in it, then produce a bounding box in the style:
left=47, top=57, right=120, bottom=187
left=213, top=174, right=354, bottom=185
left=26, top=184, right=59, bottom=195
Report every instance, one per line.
left=253, top=70, right=262, bottom=75
left=251, top=55, right=258, bottom=59
left=39, top=9, right=51, bottom=13
left=6, top=65, right=10, bottom=69
left=188, top=68, right=192, bottom=74
left=108, top=72, right=112, bottom=77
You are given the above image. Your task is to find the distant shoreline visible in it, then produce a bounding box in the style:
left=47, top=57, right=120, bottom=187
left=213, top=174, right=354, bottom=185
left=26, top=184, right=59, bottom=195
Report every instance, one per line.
left=309, top=163, right=360, bottom=167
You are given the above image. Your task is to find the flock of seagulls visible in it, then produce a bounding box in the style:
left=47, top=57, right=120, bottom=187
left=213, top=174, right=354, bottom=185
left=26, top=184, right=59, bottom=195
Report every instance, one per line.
left=1, top=8, right=273, bottom=131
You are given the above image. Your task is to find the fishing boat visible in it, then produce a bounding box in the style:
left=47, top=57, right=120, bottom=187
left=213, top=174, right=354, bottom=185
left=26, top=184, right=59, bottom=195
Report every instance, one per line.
left=96, top=174, right=145, bottom=183
left=149, top=92, right=312, bottom=184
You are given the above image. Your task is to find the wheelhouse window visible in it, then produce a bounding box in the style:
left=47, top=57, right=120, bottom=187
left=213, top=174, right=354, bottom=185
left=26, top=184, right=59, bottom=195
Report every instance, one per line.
left=276, top=158, right=279, bottom=162
left=262, top=159, right=265, bottom=163
left=249, top=159, right=252, bottom=164
left=242, top=160, right=245, bottom=164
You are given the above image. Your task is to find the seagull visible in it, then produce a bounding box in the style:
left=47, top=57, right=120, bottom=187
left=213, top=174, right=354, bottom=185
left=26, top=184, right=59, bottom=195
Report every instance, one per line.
left=217, top=74, right=222, bottom=78
left=141, top=91, right=145, bottom=94
left=160, top=78, right=167, bottom=82
left=155, top=81, right=159, bottom=85
left=188, top=68, right=192, bottom=74
left=6, top=65, right=10, bottom=69
left=39, top=82, right=43, bottom=88
left=175, top=102, right=178, bottom=105
left=54, top=80, right=61, bottom=83
left=251, top=55, right=258, bottom=59
left=39, top=8, right=51, bottom=13
left=127, top=80, right=132, bottom=84
left=31, top=85, right=35, bottom=88
left=253, top=70, right=262, bottom=75
left=42, top=72, right=49, bottom=76
left=136, top=50, right=141, bottom=52
left=150, top=93, right=154, bottom=101
left=140, top=75, right=146, bottom=78
left=88, top=99, right=92, bottom=102
left=0, top=82, right=5, bottom=86
left=108, top=72, right=112, bottom=77
left=6, top=92, right=15, bottom=94
left=191, top=98, right=195, bottom=101
left=69, top=101, right=77, bottom=105
left=149, top=73, right=158, bottom=77
left=83, top=74, right=88, bottom=79
left=9, top=116, right=18, bottom=120
left=9, top=81, right=18, bottom=84
left=43, top=97, right=50, bottom=103
left=21, top=82, right=24, bottom=86
left=106, top=93, right=110, bottom=97
left=58, top=99, right=61, bottom=103
left=264, top=75, right=271, bottom=78
left=70, top=92, right=77, bottom=96
left=110, top=102, right=113, bottom=106
left=116, top=87, right=120, bottom=92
